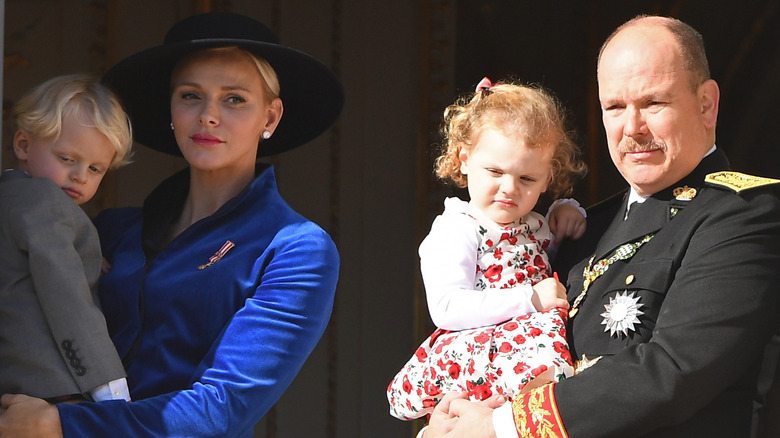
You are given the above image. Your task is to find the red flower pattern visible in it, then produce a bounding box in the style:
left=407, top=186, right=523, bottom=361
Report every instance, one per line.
left=466, top=380, right=493, bottom=401
left=447, top=362, right=461, bottom=379
left=513, top=361, right=530, bottom=375
left=402, top=375, right=412, bottom=394
left=424, top=380, right=442, bottom=396
left=503, top=321, right=519, bottom=331
left=499, top=231, right=518, bottom=245
left=388, top=309, right=573, bottom=420
left=484, top=264, right=503, bottom=283
left=553, top=341, right=572, bottom=364
left=533, top=254, right=547, bottom=270
left=433, top=334, right=455, bottom=354
left=386, top=205, right=573, bottom=420
left=414, top=347, right=428, bottom=362
left=531, top=364, right=549, bottom=377
left=474, top=331, right=491, bottom=344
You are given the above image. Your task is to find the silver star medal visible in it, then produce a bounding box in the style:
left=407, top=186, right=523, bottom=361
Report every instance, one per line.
left=601, top=291, right=644, bottom=337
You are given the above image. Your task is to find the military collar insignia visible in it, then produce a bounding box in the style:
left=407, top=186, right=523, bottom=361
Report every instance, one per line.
left=670, top=185, right=698, bottom=218
left=705, top=171, right=780, bottom=193
left=601, top=291, right=644, bottom=337
left=673, top=186, right=697, bottom=201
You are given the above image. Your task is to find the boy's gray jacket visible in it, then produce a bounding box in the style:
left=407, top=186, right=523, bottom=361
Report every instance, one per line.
left=0, top=169, right=125, bottom=399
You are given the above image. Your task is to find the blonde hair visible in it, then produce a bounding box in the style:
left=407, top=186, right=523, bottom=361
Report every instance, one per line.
left=435, top=81, right=585, bottom=197
left=13, top=73, right=133, bottom=168
left=172, top=47, right=281, bottom=104
left=242, top=50, right=281, bottom=102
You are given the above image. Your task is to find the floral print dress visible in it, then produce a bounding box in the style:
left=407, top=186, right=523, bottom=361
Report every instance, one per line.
left=387, top=198, right=574, bottom=420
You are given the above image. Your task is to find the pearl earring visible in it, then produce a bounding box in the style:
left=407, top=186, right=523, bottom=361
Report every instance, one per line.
left=170, top=122, right=174, bottom=131
left=262, top=130, right=272, bottom=139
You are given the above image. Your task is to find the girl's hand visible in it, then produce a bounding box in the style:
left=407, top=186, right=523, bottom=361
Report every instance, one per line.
left=531, top=277, right=569, bottom=311
left=0, top=394, right=62, bottom=438
left=548, top=202, right=586, bottom=245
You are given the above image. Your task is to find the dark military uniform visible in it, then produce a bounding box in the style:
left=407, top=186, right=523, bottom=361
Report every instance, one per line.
left=549, top=149, right=780, bottom=437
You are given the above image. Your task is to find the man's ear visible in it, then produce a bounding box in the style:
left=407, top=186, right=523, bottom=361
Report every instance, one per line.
left=698, top=79, right=720, bottom=130
left=12, top=130, right=32, bottom=161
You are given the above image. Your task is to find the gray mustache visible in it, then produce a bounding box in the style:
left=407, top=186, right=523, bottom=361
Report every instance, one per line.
left=618, top=138, right=667, bottom=154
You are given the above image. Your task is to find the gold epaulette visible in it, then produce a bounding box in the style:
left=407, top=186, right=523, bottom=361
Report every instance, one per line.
left=705, top=171, right=780, bottom=193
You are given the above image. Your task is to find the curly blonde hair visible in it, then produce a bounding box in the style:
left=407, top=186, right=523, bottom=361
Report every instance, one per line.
left=434, top=80, right=585, bottom=197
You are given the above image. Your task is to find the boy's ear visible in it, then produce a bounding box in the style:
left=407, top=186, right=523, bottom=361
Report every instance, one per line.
left=13, top=130, right=32, bottom=161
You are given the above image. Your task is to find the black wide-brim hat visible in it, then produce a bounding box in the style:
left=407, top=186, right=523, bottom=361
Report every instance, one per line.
left=102, top=12, right=344, bottom=157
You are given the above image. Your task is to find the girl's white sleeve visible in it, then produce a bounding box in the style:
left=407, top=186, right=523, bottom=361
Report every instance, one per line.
left=419, top=213, right=536, bottom=331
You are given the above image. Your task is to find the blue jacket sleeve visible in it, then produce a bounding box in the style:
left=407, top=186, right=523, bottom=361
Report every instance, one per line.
left=58, top=223, right=339, bottom=438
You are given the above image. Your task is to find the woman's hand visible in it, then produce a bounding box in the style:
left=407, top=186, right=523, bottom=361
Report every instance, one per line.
left=0, top=394, right=62, bottom=438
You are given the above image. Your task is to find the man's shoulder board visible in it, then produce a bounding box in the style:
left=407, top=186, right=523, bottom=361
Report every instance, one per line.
left=705, top=171, right=780, bottom=193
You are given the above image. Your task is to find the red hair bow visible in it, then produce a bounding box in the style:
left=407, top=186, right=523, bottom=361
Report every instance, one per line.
left=475, top=76, right=499, bottom=92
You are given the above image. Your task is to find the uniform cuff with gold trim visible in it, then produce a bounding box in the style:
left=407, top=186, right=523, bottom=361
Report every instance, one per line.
left=512, top=384, right=568, bottom=437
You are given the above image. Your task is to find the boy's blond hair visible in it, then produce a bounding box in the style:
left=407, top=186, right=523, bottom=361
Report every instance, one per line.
left=13, top=73, right=133, bottom=168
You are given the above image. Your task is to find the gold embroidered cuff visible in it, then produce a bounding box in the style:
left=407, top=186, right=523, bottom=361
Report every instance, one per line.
left=512, top=383, right=568, bottom=437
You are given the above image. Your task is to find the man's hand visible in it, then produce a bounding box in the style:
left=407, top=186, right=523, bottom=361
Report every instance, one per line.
left=425, top=391, right=465, bottom=437
left=0, top=394, right=63, bottom=438
left=425, top=391, right=505, bottom=438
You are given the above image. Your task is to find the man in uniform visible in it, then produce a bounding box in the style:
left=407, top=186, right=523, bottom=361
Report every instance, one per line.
left=422, top=14, right=780, bottom=438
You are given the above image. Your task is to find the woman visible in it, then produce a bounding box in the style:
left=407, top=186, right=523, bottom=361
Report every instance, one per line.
left=0, top=12, right=343, bottom=437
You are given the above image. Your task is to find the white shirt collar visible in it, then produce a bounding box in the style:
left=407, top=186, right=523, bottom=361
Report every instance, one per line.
left=626, top=144, right=717, bottom=216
